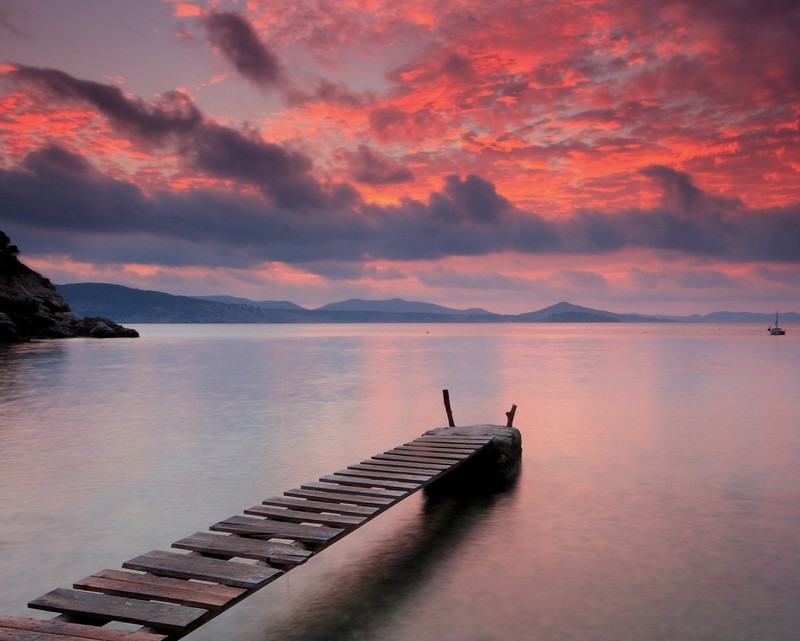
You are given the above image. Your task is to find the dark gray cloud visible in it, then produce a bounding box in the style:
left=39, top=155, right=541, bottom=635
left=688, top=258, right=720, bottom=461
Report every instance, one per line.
left=429, top=174, right=511, bottom=225
left=418, top=267, right=533, bottom=291
left=341, top=145, right=414, bottom=185
left=555, top=270, right=609, bottom=289
left=4, top=145, right=798, bottom=272
left=10, top=65, right=203, bottom=143
left=3, top=62, right=800, bottom=271
left=440, top=53, right=475, bottom=80
left=0, top=3, right=30, bottom=39
left=3, top=145, right=147, bottom=232
left=627, top=166, right=738, bottom=256
left=368, top=107, right=407, bottom=136
left=200, top=11, right=374, bottom=107
left=630, top=267, right=739, bottom=292
left=753, top=264, right=800, bottom=284
left=7, top=64, right=336, bottom=211
left=203, top=11, right=283, bottom=87
left=636, top=0, right=800, bottom=97
left=187, top=123, right=331, bottom=211
left=367, top=105, right=442, bottom=142
left=285, top=79, right=372, bottom=109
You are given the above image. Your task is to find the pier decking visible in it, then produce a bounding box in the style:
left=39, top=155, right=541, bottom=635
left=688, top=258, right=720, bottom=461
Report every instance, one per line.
left=1, top=432, right=498, bottom=641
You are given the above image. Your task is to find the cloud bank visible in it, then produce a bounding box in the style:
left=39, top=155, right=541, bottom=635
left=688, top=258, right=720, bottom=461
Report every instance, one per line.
left=1, top=1, right=798, bottom=311
left=2, top=127, right=798, bottom=268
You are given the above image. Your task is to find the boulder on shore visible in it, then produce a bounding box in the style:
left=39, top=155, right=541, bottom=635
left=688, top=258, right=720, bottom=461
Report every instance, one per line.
left=0, top=231, right=139, bottom=342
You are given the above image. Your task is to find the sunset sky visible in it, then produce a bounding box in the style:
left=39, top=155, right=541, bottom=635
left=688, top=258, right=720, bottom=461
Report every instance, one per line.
left=1, top=0, right=799, bottom=314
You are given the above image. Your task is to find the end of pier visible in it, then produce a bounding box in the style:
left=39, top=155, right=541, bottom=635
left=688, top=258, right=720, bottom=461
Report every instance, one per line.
left=423, top=424, right=522, bottom=492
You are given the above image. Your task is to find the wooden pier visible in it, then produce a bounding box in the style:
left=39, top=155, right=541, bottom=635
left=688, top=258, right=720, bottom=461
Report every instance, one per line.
left=0, top=429, right=515, bottom=641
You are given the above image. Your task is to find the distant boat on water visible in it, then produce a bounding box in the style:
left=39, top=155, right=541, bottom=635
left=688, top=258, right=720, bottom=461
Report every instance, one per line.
left=768, top=311, right=786, bottom=335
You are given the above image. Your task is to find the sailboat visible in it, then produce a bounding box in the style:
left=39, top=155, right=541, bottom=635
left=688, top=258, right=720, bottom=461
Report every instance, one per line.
left=767, top=311, right=786, bottom=335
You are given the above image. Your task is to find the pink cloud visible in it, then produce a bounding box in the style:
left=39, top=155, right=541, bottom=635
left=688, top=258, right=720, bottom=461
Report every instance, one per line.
left=1, top=1, right=798, bottom=312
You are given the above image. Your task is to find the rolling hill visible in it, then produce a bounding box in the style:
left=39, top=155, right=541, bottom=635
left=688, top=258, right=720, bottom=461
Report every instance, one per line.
left=56, top=283, right=798, bottom=325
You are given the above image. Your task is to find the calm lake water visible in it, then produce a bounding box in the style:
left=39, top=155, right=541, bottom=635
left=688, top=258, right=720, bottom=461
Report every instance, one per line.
left=1, top=323, right=799, bottom=641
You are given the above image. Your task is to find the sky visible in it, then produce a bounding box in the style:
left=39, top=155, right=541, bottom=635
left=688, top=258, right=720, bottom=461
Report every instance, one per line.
left=1, top=0, right=799, bottom=314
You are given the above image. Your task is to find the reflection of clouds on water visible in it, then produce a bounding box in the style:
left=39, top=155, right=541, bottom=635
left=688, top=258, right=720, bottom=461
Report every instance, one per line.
left=0, top=341, right=70, bottom=450
left=0, top=341, right=69, bottom=406
left=259, top=488, right=514, bottom=641
left=0, top=346, right=19, bottom=404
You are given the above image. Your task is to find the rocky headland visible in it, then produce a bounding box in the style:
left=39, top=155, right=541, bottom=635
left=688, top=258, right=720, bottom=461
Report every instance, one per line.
left=0, top=231, right=138, bottom=342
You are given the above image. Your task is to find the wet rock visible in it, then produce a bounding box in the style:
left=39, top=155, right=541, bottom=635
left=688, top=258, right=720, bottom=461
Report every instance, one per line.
left=70, top=316, right=140, bottom=338
left=0, top=230, right=139, bottom=342
left=0, top=311, right=19, bottom=341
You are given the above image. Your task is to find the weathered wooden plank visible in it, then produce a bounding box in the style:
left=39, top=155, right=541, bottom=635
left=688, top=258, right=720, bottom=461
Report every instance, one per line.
left=339, top=467, right=432, bottom=483
left=210, top=515, right=345, bottom=546
left=285, top=486, right=396, bottom=506
left=28, top=588, right=208, bottom=633
left=372, top=452, right=457, bottom=466
left=404, top=447, right=476, bottom=455
left=406, top=439, right=483, bottom=451
left=243, top=504, right=366, bottom=528
left=414, top=433, right=490, bottom=441
left=383, top=445, right=472, bottom=456
left=0, top=630, right=75, bottom=641
left=319, top=474, right=419, bottom=491
left=122, top=551, right=281, bottom=590
left=349, top=464, right=447, bottom=485
left=171, top=532, right=312, bottom=568
left=0, top=629, right=49, bottom=641
left=358, top=457, right=448, bottom=472
left=0, top=616, right=167, bottom=641
left=349, top=463, right=444, bottom=477
left=74, top=569, right=245, bottom=611
left=298, top=482, right=406, bottom=499
left=417, top=440, right=491, bottom=448
left=399, top=448, right=476, bottom=459
left=396, top=443, right=475, bottom=456
left=261, top=496, right=379, bottom=516
left=408, top=439, right=483, bottom=449
left=415, top=436, right=492, bottom=445
left=389, top=446, right=466, bottom=460
left=0, top=630, right=46, bottom=641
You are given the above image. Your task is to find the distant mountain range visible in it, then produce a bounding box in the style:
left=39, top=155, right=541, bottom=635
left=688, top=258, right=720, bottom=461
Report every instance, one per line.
left=56, top=283, right=799, bottom=325
left=317, top=297, right=495, bottom=316
left=194, top=295, right=305, bottom=310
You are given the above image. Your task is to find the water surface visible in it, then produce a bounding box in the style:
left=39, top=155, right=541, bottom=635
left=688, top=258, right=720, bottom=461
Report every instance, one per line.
left=1, top=323, right=799, bottom=640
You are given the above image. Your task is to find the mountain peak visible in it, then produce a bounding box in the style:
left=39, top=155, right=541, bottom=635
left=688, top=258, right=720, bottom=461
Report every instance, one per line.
left=316, top=298, right=492, bottom=315
left=516, top=301, right=620, bottom=322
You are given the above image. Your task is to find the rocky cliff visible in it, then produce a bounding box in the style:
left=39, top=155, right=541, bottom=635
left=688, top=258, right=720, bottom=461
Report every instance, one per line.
left=0, top=231, right=138, bottom=341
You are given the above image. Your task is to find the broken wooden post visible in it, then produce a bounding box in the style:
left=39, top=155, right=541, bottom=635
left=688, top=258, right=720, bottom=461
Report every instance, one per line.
left=505, top=404, right=517, bottom=427
left=442, top=389, right=455, bottom=427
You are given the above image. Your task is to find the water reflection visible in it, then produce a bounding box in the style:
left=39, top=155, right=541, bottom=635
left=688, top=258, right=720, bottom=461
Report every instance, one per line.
left=259, top=487, right=514, bottom=641
left=0, top=341, right=69, bottom=406
left=2, top=324, right=800, bottom=640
